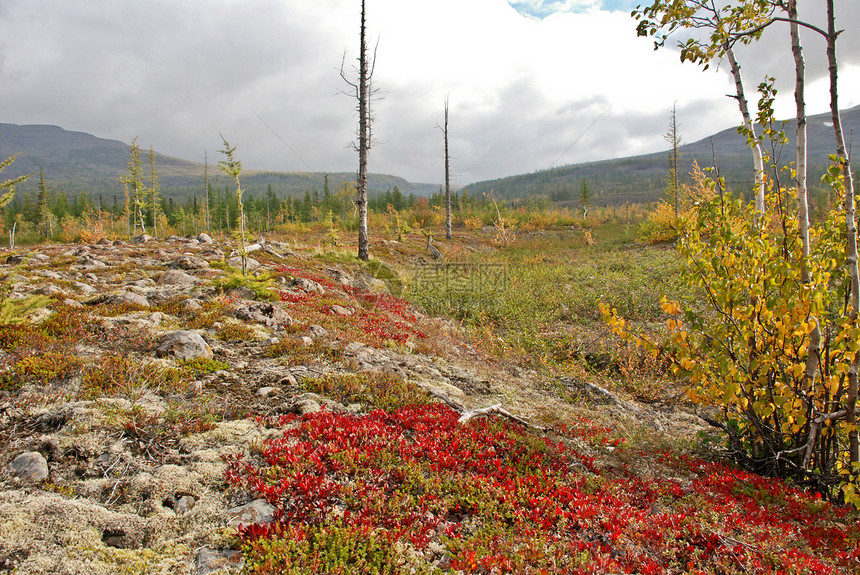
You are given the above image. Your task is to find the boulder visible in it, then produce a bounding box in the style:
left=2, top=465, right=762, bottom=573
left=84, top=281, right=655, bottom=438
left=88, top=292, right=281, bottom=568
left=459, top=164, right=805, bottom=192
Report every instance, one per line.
left=228, top=256, right=260, bottom=271
left=8, top=451, right=49, bottom=482
left=157, top=269, right=200, bottom=286
left=329, top=304, right=354, bottom=316
left=197, top=547, right=243, bottom=575
left=168, top=255, right=210, bottom=270
left=234, top=302, right=292, bottom=328
left=156, top=330, right=213, bottom=361
left=197, top=233, right=215, bottom=244
left=226, top=499, right=276, bottom=527
left=107, top=291, right=150, bottom=308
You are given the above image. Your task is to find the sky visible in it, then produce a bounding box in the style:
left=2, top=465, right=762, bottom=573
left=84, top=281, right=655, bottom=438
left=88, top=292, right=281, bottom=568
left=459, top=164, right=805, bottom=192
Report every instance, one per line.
left=0, top=0, right=858, bottom=186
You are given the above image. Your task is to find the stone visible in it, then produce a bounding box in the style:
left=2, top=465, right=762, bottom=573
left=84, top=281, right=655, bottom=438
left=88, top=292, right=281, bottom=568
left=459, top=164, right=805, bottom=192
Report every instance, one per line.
left=131, top=233, right=153, bottom=243
left=256, top=386, right=278, bottom=397
left=228, top=256, right=260, bottom=271
left=175, top=495, right=196, bottom=514
left=329, top=304, right=354, bottom=316
left=286, top=277, right=325, bottom=294
left=35, top=284, right=66, bottom=297
left=126, top=278, right=156, bottom=288
left=186, top=381, right=204, bottom=398
left=157, top=269, right=201, bottom=286
left=8, top=451, right=49, bottom=482
left=308, top=324, right=329, bottom=338
left=227, top=287, right=256, bottom=300
left=196, top=547, right=243, bottom=575
left=63, top=298, right=84, bottom=309
left=156, top=330, right=213, bottom=361
left=235, top=302, right=292, bottom=328
left=108, top=291, right=150, bottom=308
left=294, top=397, right=321, bottom=415
left=73, top=281, right=97, bottom=295
left=197, top=233, right=215, bottom=244
left=168, top=255, right=210, bottom=270
left=226, top=499, right=276, bottom=527
left=182, top=298, right=204, bottom=312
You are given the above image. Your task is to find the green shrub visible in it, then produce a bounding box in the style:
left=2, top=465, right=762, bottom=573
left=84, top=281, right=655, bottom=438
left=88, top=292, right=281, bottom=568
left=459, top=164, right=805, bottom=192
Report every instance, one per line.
left=301, top=371, right=429, bottom=412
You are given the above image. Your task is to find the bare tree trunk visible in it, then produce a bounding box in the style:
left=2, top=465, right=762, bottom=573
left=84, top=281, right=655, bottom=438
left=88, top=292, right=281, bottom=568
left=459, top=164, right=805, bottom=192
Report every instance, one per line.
left=443, top=96, right=452, bottom=240
left=726, top=47, right=766, bottom=215
left=825, top=0, right=859, bottom=465
left=204, top=151, right=210, bottom=233
left=788, top=1, right=822, bottom=420
left=356, top=0, right=371, bottom=261
left=789, top=2, right=810, bottom=283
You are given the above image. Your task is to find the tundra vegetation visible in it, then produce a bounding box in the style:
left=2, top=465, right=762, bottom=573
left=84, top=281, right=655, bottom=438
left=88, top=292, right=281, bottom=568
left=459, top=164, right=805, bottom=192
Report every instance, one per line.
left=0, top=2, right=859, bottom=574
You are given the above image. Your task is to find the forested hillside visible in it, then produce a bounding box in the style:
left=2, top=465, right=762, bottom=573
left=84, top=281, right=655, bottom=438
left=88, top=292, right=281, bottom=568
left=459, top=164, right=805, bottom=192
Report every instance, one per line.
left=464, top=105, right=860, bottom=207
left=0, top=123, right=434, bottom=202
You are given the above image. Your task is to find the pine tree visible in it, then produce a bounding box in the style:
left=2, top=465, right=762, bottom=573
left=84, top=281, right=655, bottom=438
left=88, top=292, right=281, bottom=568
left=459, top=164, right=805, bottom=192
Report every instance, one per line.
left=36, top=168, right=53, bottom=239
left=147, top=146, right=160, bottom=239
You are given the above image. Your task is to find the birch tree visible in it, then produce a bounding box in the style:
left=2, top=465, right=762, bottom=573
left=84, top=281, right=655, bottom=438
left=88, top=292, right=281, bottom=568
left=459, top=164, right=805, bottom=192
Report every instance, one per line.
left=624, top=0, right=860, bottom=504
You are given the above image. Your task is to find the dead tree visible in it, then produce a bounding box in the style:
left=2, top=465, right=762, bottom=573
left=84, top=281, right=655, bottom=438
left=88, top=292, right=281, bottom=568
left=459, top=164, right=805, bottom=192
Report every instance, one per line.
left=341, top=0, right=376, bottom=261
left=441, top=96, right=453, bottom=239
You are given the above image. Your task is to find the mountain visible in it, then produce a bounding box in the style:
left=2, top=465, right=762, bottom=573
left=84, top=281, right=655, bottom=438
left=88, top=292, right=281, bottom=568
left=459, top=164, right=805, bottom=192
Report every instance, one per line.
left=463, top=105, right=860, bottom=206
left=0, top=123, right=434, bottom=200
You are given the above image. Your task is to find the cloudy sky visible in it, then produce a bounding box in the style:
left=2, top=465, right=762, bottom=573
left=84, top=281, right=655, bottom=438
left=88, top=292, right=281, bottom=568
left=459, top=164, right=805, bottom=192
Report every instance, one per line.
left=0, top=0, right=858, bottom=185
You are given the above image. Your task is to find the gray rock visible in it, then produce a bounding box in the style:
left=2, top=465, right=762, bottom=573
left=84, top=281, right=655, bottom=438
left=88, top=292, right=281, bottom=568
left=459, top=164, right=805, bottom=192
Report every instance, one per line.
left=197, top=233, right=215, bottom=244
left=256, top=386, right=278, bottom=397
left=108, top=291, right=150, bottom=308
left=235, top=302, right=292, bottom=328
left=228, top=256, right=260, bottom=270
left=131, top=233, right=153, bottom=243
left=294, top=397, right=322, bottom=415
left=168, top=255, right=210, bottom=270
left=73, top=281, right=97, bottom=295
left=308, top=324, right=329, bottom=338
left=156, top=330, right=213, bottom=361
left=329, top=304, right=354, bottom=316
left=157, top=269, right=201, bottom=286
left=182, top=298, right=204, bottom=312
left=286, top=277, right=325, bottom=294
left=196, top=547, right=243, bottom=575
left=35, top=284, right=66, bottom=297
left=8, top=451, right=49, bottom=482
left=175, top=495, right=196, bottom=515
left=226, top=499, right=276, bottom=527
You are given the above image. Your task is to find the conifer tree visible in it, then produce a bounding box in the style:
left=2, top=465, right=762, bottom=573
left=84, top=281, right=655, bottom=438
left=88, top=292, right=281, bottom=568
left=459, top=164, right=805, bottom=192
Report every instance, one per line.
left=36, top=168, right=53, bottom=239
left=147, top=146, right=160, bottom=239
left=218, top=135, right=247, bottom=275
left=119, top=138, right=146, bottom=236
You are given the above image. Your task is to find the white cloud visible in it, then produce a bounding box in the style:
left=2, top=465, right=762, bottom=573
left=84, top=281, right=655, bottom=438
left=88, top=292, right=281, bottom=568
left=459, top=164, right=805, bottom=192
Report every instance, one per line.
left=0, top=0, right=856, bottom=185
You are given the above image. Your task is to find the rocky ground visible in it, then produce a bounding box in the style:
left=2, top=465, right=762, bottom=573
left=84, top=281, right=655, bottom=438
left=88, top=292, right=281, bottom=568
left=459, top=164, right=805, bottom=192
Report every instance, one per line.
left=0, top=233, right=708, bottom=574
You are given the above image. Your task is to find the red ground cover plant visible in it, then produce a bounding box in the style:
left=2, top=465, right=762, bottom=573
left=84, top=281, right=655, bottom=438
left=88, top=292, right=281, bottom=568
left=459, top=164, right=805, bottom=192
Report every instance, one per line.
left=275, top=265, right=425, bottom=347
left=225, top=403, right=860, bottom=574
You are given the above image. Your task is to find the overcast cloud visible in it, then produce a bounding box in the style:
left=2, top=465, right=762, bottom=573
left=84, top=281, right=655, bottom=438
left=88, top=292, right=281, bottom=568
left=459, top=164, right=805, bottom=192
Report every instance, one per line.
left=0, top=0, right=858, bottom=185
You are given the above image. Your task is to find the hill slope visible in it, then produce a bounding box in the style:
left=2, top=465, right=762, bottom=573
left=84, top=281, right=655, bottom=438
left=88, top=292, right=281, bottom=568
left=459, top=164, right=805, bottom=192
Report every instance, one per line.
left=464, top=105, right=860, bottom=206
left=0, top=123, right=432, bottom=200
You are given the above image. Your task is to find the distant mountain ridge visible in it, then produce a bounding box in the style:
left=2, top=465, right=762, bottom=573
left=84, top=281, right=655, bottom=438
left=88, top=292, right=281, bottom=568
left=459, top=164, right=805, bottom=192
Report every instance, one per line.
left=0, top=123, right=437, bottom=200
left=463, top=105, right=860, bottom=206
